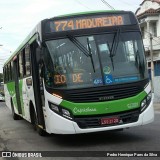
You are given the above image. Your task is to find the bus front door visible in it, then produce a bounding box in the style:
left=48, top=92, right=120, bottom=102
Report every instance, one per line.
left=13, top=58, right=22, bottom=115
left=31, top=43, right=45, bottom=129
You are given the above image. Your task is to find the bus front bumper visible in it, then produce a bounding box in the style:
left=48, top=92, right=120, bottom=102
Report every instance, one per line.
left=46, top=101, right=154, bottom=134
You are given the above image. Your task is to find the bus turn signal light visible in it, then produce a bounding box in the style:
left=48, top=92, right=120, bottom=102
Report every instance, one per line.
left=52, top=93, right=62, bottom=99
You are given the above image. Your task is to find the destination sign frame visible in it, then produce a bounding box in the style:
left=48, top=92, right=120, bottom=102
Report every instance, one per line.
left=46, top=13, right=133, bottom=33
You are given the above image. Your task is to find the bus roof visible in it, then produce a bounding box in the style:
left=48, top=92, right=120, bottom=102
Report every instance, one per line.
left=56, top=10, right=121, bottom=18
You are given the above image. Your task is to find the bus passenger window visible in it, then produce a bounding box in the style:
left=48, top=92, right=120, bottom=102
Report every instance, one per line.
left=19, top=53, right=23, bottom=78
left=25, top=46, right=31, bottom=76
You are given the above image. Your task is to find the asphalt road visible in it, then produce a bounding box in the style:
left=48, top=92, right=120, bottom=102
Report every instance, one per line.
left=0, top=102, right=160, bottom=160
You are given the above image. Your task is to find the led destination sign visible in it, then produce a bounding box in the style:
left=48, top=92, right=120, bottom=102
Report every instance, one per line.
left=54, top=73, right=84, bottom=85
left=48, top=14, right=132, bottom=32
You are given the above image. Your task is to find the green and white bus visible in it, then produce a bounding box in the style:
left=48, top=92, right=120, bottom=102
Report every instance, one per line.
left=3, top=11, right=154, bottom=135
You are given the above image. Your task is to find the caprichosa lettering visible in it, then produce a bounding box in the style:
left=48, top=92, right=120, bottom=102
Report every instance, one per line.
left=73, top=107, right=97, bottom=114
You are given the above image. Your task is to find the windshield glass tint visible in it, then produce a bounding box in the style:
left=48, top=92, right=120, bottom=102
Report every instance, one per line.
left=45, top=32, right=148, bottom=89
left=45, top=36, right=102, bottom=89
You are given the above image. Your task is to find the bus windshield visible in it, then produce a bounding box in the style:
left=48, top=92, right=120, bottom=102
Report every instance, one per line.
left=45, top=32, right=148, bottom=89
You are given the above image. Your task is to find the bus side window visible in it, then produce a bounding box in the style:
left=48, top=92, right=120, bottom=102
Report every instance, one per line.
left=9, top=62, right=12, bottom=81
left=4, top=67, right=7, bottom=83
left=25, top=45, right=31, bottom=76
left=7, top=65, right=9, bottom=81
left=3, top=68, right=5, bottom=83
left=22, top=49, right=26, bottom=76
left=11, top=62, right=14, bottom=80
left=5, top=67, right=7, bottom=82
left=19, top=53, right=23, bottom=78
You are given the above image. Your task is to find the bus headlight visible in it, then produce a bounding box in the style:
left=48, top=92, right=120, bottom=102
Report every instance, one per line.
left=49, top=102, right=73, bottom=120
left=147, top=92, right=152, bottom=101
left=140, top=92, right=152, bottom=112
left=62, top=108, right=72, bottom=120
left=141, top=99, right=147, bottom=111
left=50, top=103, right=59, bottom=113
left=62, top=109, right=71, bottom=116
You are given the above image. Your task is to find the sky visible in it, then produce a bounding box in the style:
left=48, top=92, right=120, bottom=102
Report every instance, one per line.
left=0, top=0, right=142, bottom=73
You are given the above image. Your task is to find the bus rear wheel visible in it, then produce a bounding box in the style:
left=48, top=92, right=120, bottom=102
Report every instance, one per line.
left=32, top=109, right=47, bottom=136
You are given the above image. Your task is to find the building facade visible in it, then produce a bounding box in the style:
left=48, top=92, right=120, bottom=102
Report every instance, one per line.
left=136, top=0, right=160, bottom=77
left=136, top=0, right=160, bottom=102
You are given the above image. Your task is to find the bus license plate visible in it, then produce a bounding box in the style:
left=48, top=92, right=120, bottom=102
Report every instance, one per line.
left=101, top=117, right=119, bottom=125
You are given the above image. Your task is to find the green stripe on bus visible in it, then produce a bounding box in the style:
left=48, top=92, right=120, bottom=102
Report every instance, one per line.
left=6, top=80, right=25, bottom=116
left=60, top=91, right=146, bottom=116
left=6, top=82, right=17, bottom=110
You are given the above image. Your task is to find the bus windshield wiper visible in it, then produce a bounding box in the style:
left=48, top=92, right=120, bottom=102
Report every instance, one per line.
left=67, top=35, right=90, bottom=57
left=110, top=28, right=121, bottom=57
left=109, top=28, right=121, bottom=70
left=87, top=38, right=95, bottom=72
left=67, top=35, right=95, bottom=72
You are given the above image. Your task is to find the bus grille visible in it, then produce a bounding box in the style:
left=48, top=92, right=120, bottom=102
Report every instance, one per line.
left=74, top=109, right=140, bottom=129
left=62, top=80, right=147, bottom=103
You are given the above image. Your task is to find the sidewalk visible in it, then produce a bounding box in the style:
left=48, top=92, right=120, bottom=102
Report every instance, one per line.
left=154, top=103, right=160, bottom=111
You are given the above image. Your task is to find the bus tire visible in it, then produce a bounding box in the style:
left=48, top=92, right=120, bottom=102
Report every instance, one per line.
left=37, top=126, right=47, bottom=137
left=32, top=109, right=47, bottom=136
left=11, top=100, right=21, bottom=120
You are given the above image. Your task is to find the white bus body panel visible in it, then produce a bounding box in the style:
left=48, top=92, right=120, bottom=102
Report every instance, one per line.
left=22, top=77, right=36, bottom=122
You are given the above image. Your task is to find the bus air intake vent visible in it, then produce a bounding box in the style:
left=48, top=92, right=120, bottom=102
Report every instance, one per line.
left=62, top=80, right=148, bottom=103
